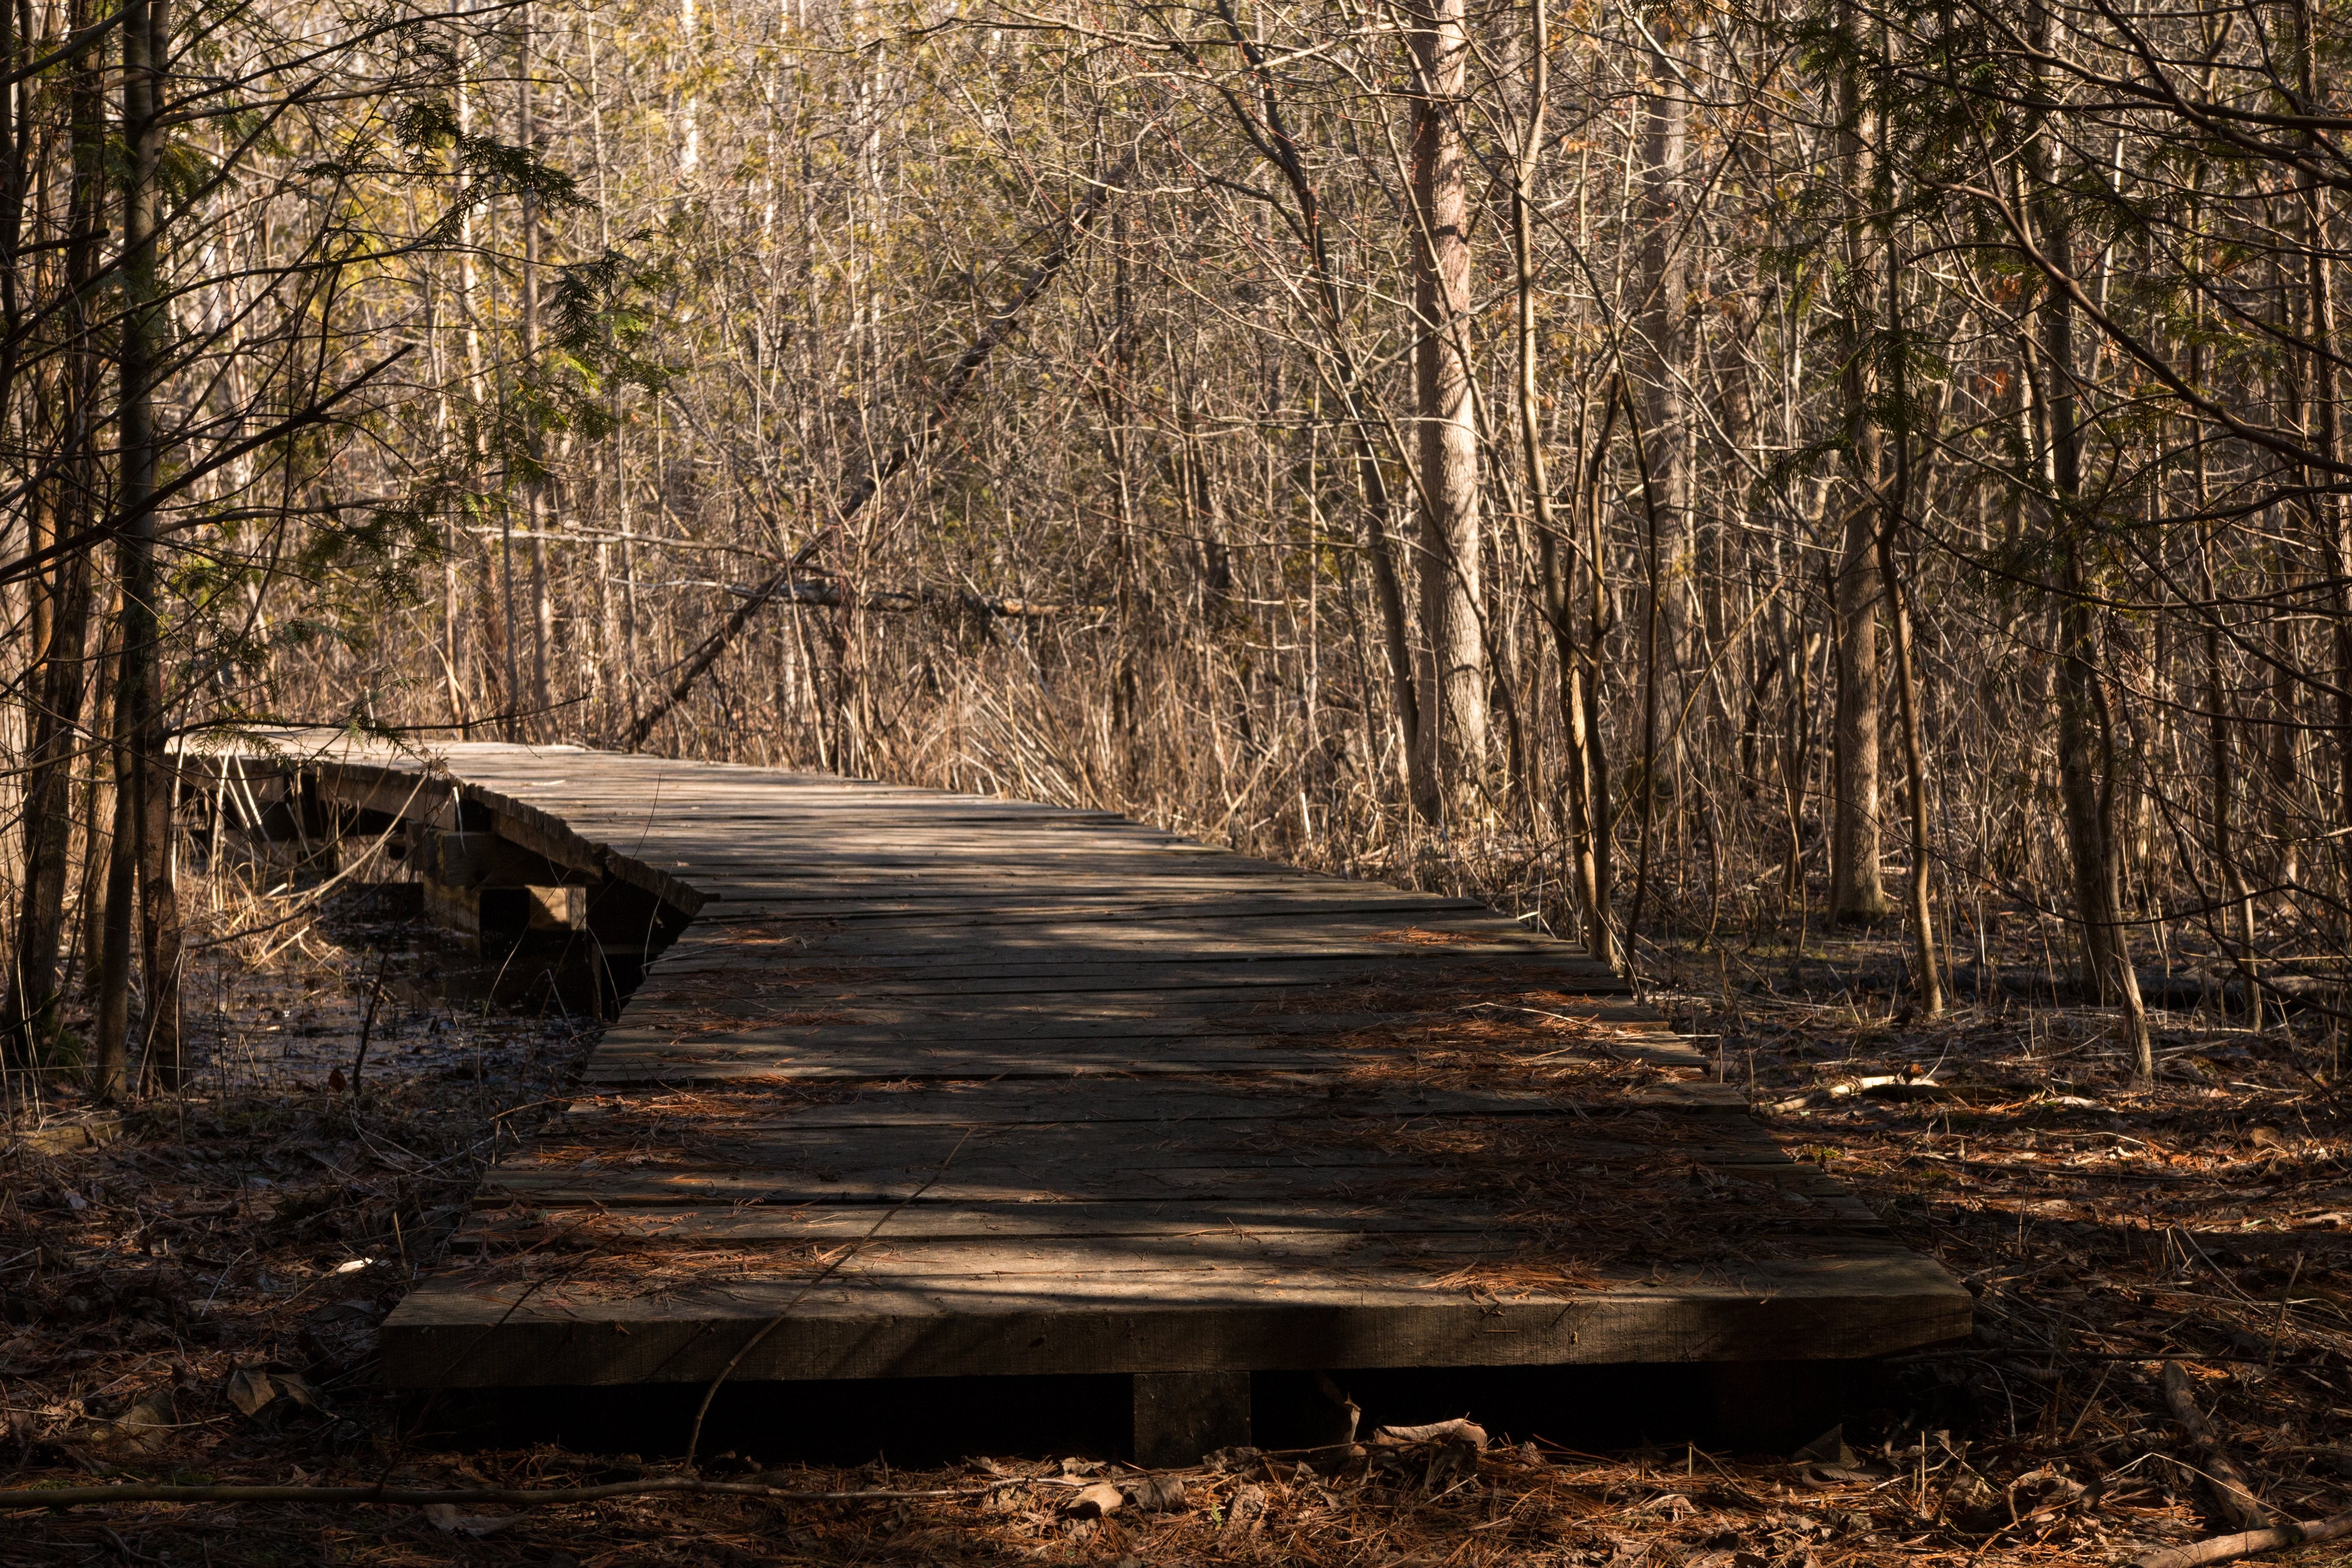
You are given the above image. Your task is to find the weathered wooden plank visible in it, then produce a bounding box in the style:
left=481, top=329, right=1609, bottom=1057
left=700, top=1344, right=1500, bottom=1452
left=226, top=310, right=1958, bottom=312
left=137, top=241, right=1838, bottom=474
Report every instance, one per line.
left=453, top=1200, right=1584, bottom=1239
left=660, top=908, right=1550, bottom=944
left=653, top=934, right=1583, bottom=969
left=639, top=956, right=1617, bottom=994
left=547, top=1081, right=1742, bottom=1129
left=480, top=1149, right=1839, bottom=1209
left=380, top=1250, right=1970, bottom=1386
left=594, top=1001, right=1680, bottom=1040
left=686, top=895, right=1499, bottom=928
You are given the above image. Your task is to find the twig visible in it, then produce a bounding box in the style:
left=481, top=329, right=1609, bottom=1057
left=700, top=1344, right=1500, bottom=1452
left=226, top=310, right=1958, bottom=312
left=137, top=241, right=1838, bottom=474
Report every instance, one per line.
left=2161, top=1360, right=2272, bottom=1530
left=2133, top=1507, right=2352, bottom=1568
left=348, top=941, right=396, bottom=1102
left=0, top=1478, right=1017, bottom=1512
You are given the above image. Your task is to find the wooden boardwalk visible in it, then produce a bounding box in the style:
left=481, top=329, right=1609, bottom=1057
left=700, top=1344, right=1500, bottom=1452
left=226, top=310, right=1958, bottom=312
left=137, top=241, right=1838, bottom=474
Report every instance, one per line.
left=213, top=738, right=1968, bottom=1460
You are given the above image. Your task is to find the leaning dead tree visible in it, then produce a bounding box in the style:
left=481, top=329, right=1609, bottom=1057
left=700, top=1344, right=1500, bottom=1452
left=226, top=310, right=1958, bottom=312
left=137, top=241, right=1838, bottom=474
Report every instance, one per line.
left=620, top=151, right=1141, bottom=751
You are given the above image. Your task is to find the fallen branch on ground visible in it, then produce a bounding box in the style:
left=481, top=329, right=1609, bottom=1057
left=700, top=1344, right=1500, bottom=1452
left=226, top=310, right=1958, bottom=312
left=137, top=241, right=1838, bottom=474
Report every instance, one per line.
left=2133, top=1508, right=2352, bottom=1568
left=0, top=1477, right=1020, bottom=1511
left=2162, top=1359, right=2273, bottom=1530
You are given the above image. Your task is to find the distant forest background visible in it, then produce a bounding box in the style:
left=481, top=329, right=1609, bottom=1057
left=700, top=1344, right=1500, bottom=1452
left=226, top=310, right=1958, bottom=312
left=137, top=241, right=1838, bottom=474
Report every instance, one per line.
left=2, top=0, right=2348, bottom=1089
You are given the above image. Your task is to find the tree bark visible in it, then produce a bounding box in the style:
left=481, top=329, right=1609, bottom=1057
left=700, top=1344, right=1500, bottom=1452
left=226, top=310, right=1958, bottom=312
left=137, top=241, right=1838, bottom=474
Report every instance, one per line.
left=1636, top=31, right=1690, bottom=852
left=94, top=669, right=135, bottom=1095
left=116, top=0, right=182, bottom=1089
left=1830, top=0, right=1890, bottom=924
left=1876, top=52, right=1939, bottom=1011
left=3, top=0, right=104, bottom=1073
left=1409, top=0, right=1482, bottom=811
left=1879, top=500, right=1941, bottom=1013
left=520, top=0, right=552, bottom=733
left=2292, top=3, right=2352, bottom=905
left=2029, top=40, right=2152, bottom=1075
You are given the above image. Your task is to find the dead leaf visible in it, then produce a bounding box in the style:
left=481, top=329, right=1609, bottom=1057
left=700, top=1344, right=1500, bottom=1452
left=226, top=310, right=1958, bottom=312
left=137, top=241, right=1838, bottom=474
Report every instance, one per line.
left=2006, top=1467, right=2087, bottom=1525
left=225, top=1366, right=276, bottom=1417
left=1062, top=1481, right=1125, bottom=1519
left=1793, top=1424, right=1857, bottom=1467
left=92, top=1390, right=176, bottom=1453
left=1126, top=1474, right=1187, bottom=1512
left=1220, top=1481, right=1266, bottom=1539
left=1373, top=1418, right=1488, bottom=1449
left=225, top=1364, right=326, bottom=1419
left=422, top=1502, right=520, bottom=1536
left=273, top=1370, right=323, bottom=1410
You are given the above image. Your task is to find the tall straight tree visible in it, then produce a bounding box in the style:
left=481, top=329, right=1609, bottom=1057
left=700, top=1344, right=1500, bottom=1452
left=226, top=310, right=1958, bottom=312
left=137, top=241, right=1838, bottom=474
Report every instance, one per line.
left=1406, top=0, right=1481, bottom=810
left=2020, top=0, right=2152, bottom=1078
left=1, top=0, right=106, bottom=1072
left=1636, top=22, right=1689, bottom=829
left=1830, top=0, right=1890, bottom=924
left=114, top=0, right=183, bottom=1089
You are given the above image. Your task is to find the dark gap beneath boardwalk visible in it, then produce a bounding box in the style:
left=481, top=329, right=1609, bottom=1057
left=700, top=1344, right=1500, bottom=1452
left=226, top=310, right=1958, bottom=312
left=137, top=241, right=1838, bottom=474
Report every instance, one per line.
left=413, top=1361, right=1888, bottom=1466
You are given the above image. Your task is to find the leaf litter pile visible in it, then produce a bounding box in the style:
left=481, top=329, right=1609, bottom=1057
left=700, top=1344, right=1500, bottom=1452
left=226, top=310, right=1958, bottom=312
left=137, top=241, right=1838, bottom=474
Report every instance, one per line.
left=6, top=907, right=2352, bottom=1565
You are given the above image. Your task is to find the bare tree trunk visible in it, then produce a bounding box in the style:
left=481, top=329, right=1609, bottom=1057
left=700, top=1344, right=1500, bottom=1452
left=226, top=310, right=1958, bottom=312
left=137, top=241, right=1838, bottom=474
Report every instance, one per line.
left=3, top=0, right=103, bottom=1073
left=2184, top=307, right=2261, bottom=1012
left=2028, top=31, right=2151, bottom=1074
left=1876, top=40, right=1938, bottom=1010
left=1409, top=0, right=1482, bottom=812
left=520, top=0, right=552, bottom=733
left=1830, top=4, right=1890, bottom=925
left=2292, top=4, right=2352, bottom=906
left=1514, top=0, right=1615, bottom=964
left=1879, top=482, right=1942, bottom=1014
left=76, top=610, right=117, bottom=1005
left=95, top=708, right=135, bottom=1093
left=114, top=0, right=183, bottom=1090
left=8, top=551, right=95, bottom=1065
left=1544, top=397, right=1622, bottom=967
left=1636, top=31, right=1690, bottom=839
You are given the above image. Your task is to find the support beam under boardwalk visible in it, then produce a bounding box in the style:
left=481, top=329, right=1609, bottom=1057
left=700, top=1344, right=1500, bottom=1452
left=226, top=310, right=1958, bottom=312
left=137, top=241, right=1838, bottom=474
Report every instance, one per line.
left=222, top=737, right=1971, bottom=1462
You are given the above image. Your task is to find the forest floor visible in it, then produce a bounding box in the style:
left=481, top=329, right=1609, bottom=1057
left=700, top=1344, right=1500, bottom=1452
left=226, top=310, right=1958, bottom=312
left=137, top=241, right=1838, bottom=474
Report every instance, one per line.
left=3, top=888, right=2350, bottom=1567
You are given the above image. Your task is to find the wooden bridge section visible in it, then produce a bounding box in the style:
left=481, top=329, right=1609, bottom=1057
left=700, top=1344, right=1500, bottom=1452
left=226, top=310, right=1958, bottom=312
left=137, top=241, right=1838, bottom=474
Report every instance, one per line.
left=209, top=738, right=1968, bottom=1462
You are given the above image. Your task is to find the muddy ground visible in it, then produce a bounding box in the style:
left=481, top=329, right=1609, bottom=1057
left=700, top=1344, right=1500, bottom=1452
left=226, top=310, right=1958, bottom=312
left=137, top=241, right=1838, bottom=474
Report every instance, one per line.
left=3, top=890, right=2349, bottom=1567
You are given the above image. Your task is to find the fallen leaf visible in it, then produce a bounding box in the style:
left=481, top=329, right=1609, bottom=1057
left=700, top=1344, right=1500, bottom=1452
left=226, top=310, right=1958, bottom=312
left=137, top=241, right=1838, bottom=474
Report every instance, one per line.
left=1220, top=1481, right=1266, bottom=1539
left=422, top=1502, right=519, bottom=1536
left=273, top=1370, right=323, bottom=1410
left=1126, top=1474, right=1187, bottom=1512
left=1373, top=1418, right=1488, bottom=1449
left=225, top=1364, right=327, bottom=1419
left=1793, top=1424, right=1857, bottom=1467
left=1062, top=1481, right=1125, bottom=1519
left=92, top=1390, right=176, bottom=1453
left=224, top=1366, right=276, bottom=1417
